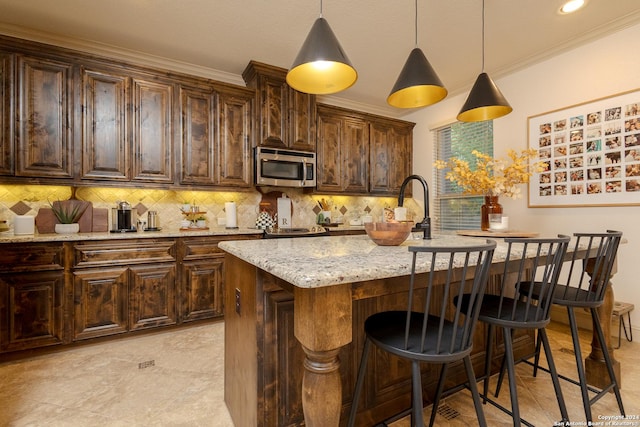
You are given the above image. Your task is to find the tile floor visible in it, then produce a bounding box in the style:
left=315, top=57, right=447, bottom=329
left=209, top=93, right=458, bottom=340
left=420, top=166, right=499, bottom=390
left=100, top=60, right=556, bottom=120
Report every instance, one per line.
left=0, top=321, right=638, bottom=426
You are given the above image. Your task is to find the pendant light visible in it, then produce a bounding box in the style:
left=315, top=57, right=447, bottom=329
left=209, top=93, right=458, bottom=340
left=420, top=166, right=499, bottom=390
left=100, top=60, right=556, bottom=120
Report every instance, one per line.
left=457, top=0, right=512, bottom=122
left=286, top=0, right=357, bottom=95
left=387, top=0, right=447, bottom=109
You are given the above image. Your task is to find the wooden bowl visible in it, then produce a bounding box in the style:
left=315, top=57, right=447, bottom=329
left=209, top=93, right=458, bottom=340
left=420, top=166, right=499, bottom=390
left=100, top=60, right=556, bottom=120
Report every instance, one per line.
left=364, top=222, right=413, bottom=246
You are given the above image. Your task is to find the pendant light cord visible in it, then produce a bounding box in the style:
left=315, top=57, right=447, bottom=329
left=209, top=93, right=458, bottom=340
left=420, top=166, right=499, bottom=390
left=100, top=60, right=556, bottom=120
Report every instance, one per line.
left=320, top=0, right=323, bottom=17
left=481, top=0, right=485, bottom=71
left=414, top=0, right=418, bottom=47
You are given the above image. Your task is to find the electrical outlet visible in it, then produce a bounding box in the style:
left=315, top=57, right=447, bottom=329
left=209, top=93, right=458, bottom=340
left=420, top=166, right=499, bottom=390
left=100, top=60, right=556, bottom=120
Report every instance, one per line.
left=235, top=288, right=241, bottom=315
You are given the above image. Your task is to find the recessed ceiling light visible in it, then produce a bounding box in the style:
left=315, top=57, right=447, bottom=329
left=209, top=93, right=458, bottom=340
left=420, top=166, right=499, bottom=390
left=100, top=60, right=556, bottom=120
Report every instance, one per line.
left=559, top=0, right=586, bottom=14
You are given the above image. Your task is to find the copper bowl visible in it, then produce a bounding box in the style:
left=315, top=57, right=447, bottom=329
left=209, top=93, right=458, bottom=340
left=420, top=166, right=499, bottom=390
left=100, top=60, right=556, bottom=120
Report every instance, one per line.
left=364, top=221, right=413, bottom=246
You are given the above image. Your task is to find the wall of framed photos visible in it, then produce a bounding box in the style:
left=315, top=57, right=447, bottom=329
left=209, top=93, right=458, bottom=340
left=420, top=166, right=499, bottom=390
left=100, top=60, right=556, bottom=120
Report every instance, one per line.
left=528, top=89, right=640, bottom=207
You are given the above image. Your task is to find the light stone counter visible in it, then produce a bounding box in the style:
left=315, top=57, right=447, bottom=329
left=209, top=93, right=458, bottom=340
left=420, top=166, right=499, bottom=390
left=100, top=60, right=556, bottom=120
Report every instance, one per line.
left=0, top=227, right=264, bottom=243
left=219, top=233, right=505, bottom=289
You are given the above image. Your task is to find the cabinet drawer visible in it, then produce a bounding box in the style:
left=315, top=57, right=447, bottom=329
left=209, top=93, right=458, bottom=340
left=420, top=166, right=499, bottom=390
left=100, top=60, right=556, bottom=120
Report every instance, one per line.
left=74, top=239, right=176, bottom=268
left=0, top=244, right=64, bottom=273
left=180, top=235, right=260, bottom=261
left=180, top=238, right=224, bottom=261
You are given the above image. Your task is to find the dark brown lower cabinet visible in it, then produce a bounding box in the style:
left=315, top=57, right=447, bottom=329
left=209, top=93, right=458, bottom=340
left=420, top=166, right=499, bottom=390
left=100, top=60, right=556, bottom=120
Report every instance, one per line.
left=0, top=270, right=65, bottom=352
left=0, top=234, right=258, bottom=359
left=180, top=258, right=224, bottom=322
left=0, top=242, right=66, bottom=353
left=73, top=267, right=128, bottom=340
left=129, top=263, right=177, bottom=330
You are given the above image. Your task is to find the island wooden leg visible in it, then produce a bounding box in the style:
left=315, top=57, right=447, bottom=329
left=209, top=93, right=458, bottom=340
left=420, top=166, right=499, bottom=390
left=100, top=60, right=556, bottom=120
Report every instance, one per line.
left=301, top=347, right=342, bottom=426
left=294, top=285, right=353, bottom=427
left=585, top=276, right=621, bottom=388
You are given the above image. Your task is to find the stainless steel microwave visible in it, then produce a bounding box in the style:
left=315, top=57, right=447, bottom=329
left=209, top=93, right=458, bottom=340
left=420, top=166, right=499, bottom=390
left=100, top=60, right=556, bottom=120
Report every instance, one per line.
left=255, top=147, right=316, bottom=187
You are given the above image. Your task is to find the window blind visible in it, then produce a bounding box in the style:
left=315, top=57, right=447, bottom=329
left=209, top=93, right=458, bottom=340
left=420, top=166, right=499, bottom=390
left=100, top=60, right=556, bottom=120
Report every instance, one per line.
left=433, top=121, right=493, bottom=231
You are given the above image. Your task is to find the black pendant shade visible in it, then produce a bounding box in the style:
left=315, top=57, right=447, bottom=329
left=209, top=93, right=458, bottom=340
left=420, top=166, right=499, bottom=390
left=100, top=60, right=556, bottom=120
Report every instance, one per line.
left=457, top=72, right=512, bottom=122
left=286, top=17, right=357, bottom=95
left=387, top=47, right=447, bottom=109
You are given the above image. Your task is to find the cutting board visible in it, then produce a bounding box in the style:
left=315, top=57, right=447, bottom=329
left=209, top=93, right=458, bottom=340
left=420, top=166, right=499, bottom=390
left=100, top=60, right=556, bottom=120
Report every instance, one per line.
left=456, top=230, right=539, bottom=238
left=35, top=201, right=94, bottom=233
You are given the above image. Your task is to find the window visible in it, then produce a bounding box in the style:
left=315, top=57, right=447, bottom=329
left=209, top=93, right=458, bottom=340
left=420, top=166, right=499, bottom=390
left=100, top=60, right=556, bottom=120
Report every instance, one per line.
left=433, top=120, right=493, bottom=231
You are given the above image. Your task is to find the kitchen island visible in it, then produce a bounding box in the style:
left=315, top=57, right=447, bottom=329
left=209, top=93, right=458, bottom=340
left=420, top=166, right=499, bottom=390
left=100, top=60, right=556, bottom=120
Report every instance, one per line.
left=220, top=234, right=526, bottom=426
left=220, top=233, right=624, bottom=427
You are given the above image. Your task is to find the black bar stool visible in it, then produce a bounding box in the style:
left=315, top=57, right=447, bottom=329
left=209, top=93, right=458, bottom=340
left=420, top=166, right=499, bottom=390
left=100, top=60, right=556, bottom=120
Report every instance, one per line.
left=348, top=240, right=496, bottom=427
left=465, top=235, right=571, bottom=427
left=508, top=231, right=625, bottom=422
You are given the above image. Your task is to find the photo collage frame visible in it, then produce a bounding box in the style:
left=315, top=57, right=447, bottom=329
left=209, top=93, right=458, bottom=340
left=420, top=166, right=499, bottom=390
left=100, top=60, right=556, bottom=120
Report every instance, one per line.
left=528, top=89, right=640, bottom=207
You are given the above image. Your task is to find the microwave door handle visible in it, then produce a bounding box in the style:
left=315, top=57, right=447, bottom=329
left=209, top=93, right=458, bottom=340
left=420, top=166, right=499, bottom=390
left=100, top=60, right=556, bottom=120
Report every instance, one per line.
left=302, top=161, right=307, bottom=186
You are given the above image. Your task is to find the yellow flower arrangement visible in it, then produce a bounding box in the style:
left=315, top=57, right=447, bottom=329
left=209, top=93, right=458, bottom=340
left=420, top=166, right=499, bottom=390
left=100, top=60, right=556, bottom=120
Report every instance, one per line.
left=434, top=149, right=543, bottom=199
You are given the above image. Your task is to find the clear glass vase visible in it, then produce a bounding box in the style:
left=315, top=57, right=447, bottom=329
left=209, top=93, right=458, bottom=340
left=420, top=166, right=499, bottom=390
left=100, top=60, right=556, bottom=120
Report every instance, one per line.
left=481, top=195, right=502, bottom=231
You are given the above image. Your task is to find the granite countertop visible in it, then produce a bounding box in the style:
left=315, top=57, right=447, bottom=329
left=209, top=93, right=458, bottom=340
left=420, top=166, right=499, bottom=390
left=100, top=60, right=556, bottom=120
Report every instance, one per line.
left=219, top=233, right=507, bottom=289
left=0, top=227, right=264, bottom=243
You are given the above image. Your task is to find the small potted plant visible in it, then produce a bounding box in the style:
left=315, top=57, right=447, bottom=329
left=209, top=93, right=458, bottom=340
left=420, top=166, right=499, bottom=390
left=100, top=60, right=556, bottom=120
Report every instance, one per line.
left=195, top=216, right=207, bottom=228
left=49, top=199, right=88, bottom=234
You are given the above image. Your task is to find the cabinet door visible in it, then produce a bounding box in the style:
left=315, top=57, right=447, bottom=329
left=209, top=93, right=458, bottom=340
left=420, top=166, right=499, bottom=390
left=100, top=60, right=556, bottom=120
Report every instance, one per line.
left=180, top=257, right=224, bottom=322
left=243, top=61, right=315, bottom=150
left=342, top=117, right=369, bottom=193
left=179, top=86, right=216, bottom=185
left=258, top=74, right=287, bottom=148
left=217, top=87, right=252, bottom=187
left=80, top=66, right=130, bottom=181
left=73, top=267, right=128, bottom=340
left=0, top=271, right=64, bottom=352
left=287, top=87, right=316, bottom=151
left=369, top=121, right=413, bottom=195
left=132, top=78, right=174, bottom=183
left=0, top=52, right=13, bottom=176
left=16, top=55, right=74, bottom=178
left=316, top=111, right=343, bottom=192
left=316, top=108, right=368, bottom=194
left=129, top=263, right=176, bottom=330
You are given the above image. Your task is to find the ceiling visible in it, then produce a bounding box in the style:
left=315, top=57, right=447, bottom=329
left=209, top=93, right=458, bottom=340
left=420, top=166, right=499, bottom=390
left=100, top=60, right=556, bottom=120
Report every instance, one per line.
left=1, top=0, right=639, bottom=117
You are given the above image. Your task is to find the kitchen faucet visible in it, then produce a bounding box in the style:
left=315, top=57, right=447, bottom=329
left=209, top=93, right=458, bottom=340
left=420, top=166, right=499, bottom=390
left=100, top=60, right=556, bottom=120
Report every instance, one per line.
left=398, top=174, right=431, bottom=239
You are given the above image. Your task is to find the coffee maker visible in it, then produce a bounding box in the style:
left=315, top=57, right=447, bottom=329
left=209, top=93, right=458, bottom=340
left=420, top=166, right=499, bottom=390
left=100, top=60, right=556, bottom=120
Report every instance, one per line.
left=111, top=201, right=136, bottom=232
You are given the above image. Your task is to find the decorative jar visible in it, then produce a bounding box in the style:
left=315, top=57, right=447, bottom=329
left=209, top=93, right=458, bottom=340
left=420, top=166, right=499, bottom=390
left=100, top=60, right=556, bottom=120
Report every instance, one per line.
left=481, top=195, right=502, bottom=231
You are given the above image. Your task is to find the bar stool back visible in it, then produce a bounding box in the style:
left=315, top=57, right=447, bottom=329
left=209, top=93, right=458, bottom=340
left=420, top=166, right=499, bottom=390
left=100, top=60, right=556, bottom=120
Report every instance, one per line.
left=348, top=240, right=496, bottom=427
left=473, top=235, right=571, bottom=427
left=521, top=230, right=625, bottom=422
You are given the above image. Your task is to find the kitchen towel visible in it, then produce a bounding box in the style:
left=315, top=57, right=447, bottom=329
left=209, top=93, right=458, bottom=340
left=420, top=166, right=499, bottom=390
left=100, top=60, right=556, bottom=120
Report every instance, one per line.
left=225, top=201, right=237, bottom=229
left=277, top=195, right=291, bottom=229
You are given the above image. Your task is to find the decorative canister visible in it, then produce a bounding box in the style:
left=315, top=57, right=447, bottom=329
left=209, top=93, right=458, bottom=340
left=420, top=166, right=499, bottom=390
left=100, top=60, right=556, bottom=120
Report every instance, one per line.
left=255, top=211, right=274, bottom=229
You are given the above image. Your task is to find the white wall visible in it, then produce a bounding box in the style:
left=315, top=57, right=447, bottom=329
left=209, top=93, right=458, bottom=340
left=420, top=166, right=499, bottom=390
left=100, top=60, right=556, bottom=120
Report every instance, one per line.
left=406, top=22, right=640, bottom=331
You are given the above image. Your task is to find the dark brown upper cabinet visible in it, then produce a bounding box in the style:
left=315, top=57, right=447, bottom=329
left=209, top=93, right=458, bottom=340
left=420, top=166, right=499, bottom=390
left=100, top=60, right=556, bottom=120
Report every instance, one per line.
left=80, top=64, right=175, bottom=184
left=178, top=82, right=253, bottom=188
left=0, top=35, right=255, bottom=191
left=316, top=104, right=414, bottom=196
left=16, top=54, right=74, bottom=179
left=242, top=60, right=316, bottom=152
left=369, top=118, right=413, bottom=195
left=316, top=105, right=369, bottom=194
left=80, top=65, right=130, bottom=181
left=0, top=52, right=13, bottom=176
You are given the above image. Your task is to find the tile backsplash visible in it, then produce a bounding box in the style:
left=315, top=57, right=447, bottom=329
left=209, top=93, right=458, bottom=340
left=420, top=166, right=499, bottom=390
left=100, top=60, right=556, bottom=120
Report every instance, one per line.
left=0, top=185, right=423, bottom=233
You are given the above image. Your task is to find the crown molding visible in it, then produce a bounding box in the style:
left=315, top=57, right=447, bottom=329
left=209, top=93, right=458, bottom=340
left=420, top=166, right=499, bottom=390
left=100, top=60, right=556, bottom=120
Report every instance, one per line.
left=0, top=23, right=245, bottom=87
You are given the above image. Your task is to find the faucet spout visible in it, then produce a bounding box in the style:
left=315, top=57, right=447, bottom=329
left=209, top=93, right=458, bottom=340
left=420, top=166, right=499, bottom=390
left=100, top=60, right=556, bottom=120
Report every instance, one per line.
left=398, top=174, right=431, bottom=239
